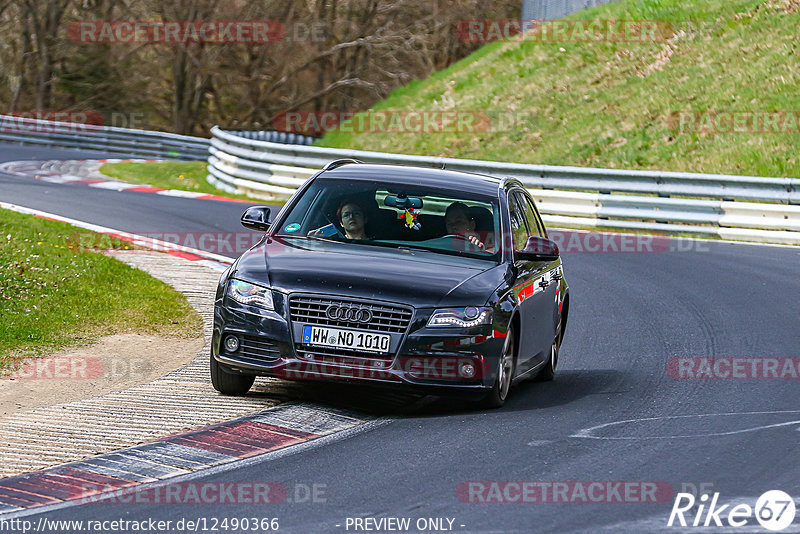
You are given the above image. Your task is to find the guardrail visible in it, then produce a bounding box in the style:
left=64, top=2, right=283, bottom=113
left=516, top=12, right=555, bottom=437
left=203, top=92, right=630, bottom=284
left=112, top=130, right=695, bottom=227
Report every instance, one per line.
left=208, top=127, right=800, bottom=245
left=522, top=0, right=618, bottom=22
left=231, top=129, right=316, bottom=145
left=0, top=113, right=210, bottom=160
left=3, top=112, right=796, bottom=244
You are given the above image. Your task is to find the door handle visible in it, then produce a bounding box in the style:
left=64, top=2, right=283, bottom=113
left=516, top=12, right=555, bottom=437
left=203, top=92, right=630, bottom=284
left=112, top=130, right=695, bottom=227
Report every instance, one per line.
left=552, top=273, right=562, bottom=281
left=539, top=280, right=549, bottom=288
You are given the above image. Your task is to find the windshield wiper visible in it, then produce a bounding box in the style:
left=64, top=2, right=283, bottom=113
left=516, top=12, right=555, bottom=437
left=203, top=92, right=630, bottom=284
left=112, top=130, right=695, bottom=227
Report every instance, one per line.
left=368, top=241, right=451, bottom=255
left=305, top=234, right=345, bottom=244
left=394, top=244, right=437, bottom=254
left=276, top=234, right=341, bottom=243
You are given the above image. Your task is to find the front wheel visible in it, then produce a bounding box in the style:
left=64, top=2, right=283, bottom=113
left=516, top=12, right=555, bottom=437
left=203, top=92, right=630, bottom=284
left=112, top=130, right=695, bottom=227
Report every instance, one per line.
left=535, top=338, right=559, bottom=382
left=210, top=351, right=255, bottom=395
left=479, top=325, right=516, bottom=409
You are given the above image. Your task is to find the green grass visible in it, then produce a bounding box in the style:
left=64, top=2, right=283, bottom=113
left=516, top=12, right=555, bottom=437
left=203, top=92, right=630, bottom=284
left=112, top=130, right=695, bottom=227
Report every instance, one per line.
left=99, top=161, right=264, bottom=202
left=319, top=0, right=800, bottom=178
left=0, top=209, right=202, bottom=373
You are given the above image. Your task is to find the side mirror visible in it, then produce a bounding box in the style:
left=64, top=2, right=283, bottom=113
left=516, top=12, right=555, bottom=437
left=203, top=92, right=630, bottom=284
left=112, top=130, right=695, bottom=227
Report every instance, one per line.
left=241, top=206, right=271, bottom=232
left=515, top=236, right=559, bottom=262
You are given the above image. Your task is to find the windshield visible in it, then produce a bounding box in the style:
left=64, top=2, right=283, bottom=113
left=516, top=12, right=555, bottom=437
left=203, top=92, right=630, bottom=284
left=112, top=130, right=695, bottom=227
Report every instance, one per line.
left=274, top=177, right=501, bottom=261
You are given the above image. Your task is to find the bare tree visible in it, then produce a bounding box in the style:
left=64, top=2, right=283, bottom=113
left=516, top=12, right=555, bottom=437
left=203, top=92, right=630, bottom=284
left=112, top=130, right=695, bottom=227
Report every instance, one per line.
left=19, top=0, right=72, bottom=109
left=0, top=0, right=519, bottom=134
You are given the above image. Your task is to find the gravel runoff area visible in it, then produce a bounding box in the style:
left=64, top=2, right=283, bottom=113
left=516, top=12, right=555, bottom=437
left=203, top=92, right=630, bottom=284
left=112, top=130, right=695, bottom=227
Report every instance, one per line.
left=0, top=251, right=295, bottom=478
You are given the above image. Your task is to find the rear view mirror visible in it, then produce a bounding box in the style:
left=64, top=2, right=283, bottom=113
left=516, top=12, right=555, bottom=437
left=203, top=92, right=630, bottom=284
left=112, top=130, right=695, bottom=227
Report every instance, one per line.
left=384, top=195, right=422, bottom=209
left=515, top=236, right=559, bottom=261
left=241, top=206, right=271, bottom=231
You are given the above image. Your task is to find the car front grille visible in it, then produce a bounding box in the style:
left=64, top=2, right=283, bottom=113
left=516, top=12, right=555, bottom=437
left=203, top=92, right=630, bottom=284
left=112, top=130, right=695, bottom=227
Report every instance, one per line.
left=238, top=335, right=281, bottom=361
left=288, top=295, right=412, bottom=334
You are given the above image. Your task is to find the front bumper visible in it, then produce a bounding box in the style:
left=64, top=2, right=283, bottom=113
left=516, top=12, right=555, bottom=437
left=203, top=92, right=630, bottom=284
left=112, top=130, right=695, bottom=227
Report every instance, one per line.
left=212, top=293, right=504, bottom=392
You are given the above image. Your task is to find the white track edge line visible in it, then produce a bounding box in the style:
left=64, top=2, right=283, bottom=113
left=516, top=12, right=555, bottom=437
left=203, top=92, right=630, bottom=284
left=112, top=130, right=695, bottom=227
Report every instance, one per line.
left=0, top=201, right=234, bottom=265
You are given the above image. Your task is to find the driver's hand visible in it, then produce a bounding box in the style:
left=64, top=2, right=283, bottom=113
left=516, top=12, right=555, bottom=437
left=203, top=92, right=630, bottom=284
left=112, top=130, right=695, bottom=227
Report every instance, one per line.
left=468, top=235, right=486, bottom=250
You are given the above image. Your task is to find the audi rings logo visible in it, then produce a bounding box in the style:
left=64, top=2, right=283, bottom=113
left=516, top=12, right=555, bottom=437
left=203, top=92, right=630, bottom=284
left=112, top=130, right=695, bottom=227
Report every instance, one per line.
left=326, top=304, right=373, bottom=323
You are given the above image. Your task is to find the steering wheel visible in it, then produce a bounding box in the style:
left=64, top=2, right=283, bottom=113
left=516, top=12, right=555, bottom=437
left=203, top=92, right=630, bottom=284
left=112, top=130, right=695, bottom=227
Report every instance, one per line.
left=442, top=233, right=488, bottom=252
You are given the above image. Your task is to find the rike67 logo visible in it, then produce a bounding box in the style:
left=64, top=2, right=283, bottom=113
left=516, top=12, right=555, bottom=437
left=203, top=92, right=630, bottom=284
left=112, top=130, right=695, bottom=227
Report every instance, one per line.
left=668, top=490, right=796, bottom=531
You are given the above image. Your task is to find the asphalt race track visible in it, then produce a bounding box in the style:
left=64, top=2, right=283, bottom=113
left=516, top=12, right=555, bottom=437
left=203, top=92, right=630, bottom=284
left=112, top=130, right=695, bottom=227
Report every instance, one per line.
left=0, top=146, right=256, bottom=242
left=2, top=144, right=800, bottom=533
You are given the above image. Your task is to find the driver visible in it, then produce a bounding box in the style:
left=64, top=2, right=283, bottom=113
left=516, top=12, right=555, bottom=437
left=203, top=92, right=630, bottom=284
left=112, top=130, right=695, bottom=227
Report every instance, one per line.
left=337, top=199, right=370, bottom=240
left=445, top=202, right=493, bottom=252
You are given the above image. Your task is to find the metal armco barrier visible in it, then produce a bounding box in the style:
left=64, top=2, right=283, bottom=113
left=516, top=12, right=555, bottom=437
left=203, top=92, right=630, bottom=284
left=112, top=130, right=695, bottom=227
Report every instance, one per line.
left=232, top=130, right=316, bottom=146
left=521, top=0, right=619, bottom=22
left=208, top=127, right=800, bottom=245
left=0, top=113, right=210, bottom=160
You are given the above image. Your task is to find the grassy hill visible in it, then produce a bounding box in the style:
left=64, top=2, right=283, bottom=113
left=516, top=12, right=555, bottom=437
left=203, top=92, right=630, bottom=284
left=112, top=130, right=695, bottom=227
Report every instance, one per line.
left=319, top=0, right=800, bottom=178
left=0, top=210, right=200, bottom=371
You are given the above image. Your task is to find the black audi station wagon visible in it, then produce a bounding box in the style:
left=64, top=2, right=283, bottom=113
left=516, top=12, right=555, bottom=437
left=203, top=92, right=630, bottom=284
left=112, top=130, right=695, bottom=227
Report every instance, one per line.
left=212, top=160, right=569, bottom=407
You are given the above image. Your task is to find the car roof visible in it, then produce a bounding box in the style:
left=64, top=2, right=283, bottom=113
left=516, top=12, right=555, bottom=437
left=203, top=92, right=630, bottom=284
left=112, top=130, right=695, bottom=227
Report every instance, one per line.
left=320, top=163, right=505, bottom=197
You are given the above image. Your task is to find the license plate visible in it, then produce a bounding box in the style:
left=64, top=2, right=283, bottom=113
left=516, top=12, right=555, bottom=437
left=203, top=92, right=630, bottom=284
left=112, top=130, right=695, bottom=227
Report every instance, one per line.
left=302, top=325, right=391, bottom=353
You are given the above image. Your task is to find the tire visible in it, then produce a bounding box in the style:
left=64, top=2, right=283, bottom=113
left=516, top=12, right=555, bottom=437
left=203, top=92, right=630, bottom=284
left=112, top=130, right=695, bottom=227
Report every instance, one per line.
left=535, top=337, right=559, bottom=382
left=210, top=351, right=255, bottom=395
left=480, top=325, right=516, bottom=409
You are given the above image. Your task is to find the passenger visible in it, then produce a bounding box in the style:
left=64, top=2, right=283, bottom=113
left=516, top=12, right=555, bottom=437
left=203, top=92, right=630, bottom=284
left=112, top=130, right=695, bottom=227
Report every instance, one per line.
left=445, top=202, right=493, bottom=252
left=337, top=199, right=370, bottom=240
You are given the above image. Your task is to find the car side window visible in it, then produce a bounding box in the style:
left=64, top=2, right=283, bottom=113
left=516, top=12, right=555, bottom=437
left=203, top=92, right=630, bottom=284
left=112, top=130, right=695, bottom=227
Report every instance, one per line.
left=533, top=199, right=548, bottom=239
left=508, top=191, right=529, bottom=250
left=522, top=195, right=545, bottom=238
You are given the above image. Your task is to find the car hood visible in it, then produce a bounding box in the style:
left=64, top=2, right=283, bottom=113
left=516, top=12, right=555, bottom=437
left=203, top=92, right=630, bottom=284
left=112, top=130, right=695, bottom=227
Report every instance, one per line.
left=231, top=237, right=508, bottom=308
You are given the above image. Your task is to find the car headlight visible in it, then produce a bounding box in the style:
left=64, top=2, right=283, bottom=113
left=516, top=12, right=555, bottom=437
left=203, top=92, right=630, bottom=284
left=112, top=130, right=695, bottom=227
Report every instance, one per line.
left=427, top=307, right=492, bottom=328
left=227, top=279, right=274, bottom=310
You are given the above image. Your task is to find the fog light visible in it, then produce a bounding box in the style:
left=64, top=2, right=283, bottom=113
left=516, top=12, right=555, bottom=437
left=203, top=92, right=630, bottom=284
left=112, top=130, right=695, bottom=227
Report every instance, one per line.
left=224, top=335, right=239, bottom=353
left=460, top=363, right=476, bottom=378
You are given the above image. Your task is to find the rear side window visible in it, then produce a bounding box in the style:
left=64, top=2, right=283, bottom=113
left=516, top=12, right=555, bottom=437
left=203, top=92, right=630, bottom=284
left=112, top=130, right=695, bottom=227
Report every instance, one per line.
left=508, top=191, right=529, bottom=250
left=522, top=195, right=546, bottom=238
